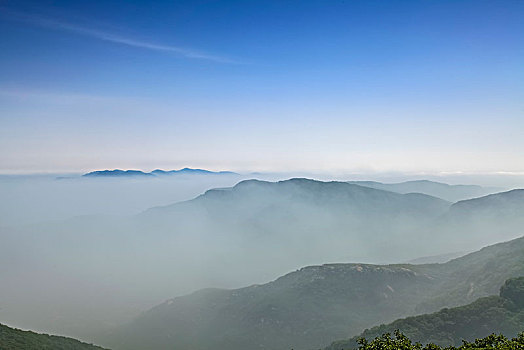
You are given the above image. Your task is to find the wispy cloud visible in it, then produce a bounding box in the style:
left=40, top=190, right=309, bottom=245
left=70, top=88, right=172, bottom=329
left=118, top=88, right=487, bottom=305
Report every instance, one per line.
left=3, top=9, right=238, bottom=63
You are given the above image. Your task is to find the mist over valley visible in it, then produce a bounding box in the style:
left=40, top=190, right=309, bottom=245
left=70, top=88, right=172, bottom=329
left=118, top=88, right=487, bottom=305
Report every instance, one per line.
left=1, top=0, right=523, bottom=348
left=1, top=172, right=523, bottom=349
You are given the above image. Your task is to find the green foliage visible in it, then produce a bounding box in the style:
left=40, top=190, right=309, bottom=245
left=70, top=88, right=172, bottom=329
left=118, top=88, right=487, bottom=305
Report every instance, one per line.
left=0, top=324, right=107, bottom=350
left=355, top=331, right=524, bottom=350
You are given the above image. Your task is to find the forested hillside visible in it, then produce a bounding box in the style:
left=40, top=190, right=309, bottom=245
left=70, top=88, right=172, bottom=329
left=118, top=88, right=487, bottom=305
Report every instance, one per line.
left=0, top=323, right=107, bottom=350
left=105, top=237, right=524, bottom=350
left=326, top=277, right=524, bottom=349
left=351, top=331, right=524, bottom=350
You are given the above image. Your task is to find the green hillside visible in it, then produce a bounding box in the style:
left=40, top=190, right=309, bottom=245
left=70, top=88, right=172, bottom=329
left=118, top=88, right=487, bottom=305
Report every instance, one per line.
left=348, top=331, right=524, bottom=350
left=0, top=323, right=107, bottom=350
left=105, top=237, right=524, bottom=350
left=326, top=277, right=524, bottom=349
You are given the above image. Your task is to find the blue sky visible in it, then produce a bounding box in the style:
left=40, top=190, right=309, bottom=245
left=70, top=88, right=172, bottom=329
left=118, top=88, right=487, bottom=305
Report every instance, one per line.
left=0, top=0, right=523, bottom=174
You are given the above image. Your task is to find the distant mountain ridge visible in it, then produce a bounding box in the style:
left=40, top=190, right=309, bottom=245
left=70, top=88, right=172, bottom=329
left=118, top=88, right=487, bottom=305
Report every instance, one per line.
left=148, top=178, right=450, bottom=212
left=83, top=168, right=238, bottom=177
left=105, top=236, right=524, bottom=350
left=347, top=180, right=500, bottom=202
left=433, top=189, right=524, bottom=251
left=0, top=323, right=107, bottom=350
left=449, top=189, right=524, bottom=213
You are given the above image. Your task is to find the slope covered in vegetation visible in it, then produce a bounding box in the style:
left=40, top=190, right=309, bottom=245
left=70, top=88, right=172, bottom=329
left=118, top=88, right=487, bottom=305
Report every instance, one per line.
left=326, top=277, right=524, bottom=349
left=353, top=331, right=524, bottom=350
left=0, top=323, right=107, bottom=350
left=106, top=237, right=524, bottom=350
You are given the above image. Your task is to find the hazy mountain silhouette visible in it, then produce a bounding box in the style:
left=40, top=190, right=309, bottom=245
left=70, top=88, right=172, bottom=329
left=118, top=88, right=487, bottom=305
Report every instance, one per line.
left=83, top=168, right=238, bottom=177
left=347, top=180, right=498, bottom=202
left=447, top=189, right=524, bottom=215
left=434, top=189, right=524, bottom=251
left=83, top=169, right=154, bottom=177
left=137, top=178, right=451, bottom=263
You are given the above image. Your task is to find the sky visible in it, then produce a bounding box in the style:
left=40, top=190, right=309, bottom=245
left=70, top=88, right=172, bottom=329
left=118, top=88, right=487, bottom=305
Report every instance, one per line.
left=0, top=0, right=523, bottom=175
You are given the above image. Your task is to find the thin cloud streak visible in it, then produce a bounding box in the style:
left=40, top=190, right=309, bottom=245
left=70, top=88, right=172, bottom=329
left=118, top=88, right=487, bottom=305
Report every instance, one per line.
left=3, top=9, right=238, bottom=63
